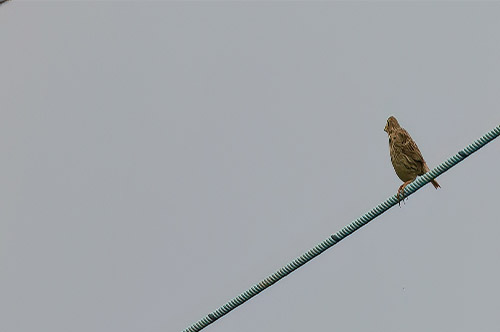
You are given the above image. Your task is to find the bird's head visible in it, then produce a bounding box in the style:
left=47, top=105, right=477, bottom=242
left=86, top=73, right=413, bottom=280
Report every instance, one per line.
left=384, top=116, right=400, bottom=134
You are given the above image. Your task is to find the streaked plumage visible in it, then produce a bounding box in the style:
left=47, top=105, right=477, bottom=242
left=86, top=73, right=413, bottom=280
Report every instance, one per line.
left=384, top=116, right=440, bottom=203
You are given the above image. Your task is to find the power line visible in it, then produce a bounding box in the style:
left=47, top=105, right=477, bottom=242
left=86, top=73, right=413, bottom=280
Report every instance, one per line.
left=182, top=124, right=500, bottom=332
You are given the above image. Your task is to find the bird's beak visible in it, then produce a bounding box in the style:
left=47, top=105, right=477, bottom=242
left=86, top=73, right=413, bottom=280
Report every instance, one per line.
left=384, top=125, right=388, bottom=133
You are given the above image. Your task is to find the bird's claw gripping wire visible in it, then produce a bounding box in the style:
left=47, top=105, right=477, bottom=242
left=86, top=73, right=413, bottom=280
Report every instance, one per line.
left=397, top=181, right=412, bottom=206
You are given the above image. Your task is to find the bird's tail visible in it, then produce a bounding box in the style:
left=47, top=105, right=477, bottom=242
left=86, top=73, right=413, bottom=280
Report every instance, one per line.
left=424, top=163, right=440, bottom=189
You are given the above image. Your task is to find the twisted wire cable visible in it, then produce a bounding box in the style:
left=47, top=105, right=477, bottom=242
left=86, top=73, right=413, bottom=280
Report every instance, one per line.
left=182, top=124, right=500, bottom=332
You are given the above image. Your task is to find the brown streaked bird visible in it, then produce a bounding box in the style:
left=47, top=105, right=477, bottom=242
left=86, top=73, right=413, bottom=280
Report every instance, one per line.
left=384, top=116, right=440, bottom=204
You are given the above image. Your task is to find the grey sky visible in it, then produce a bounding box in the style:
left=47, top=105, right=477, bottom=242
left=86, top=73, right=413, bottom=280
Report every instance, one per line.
left=1, top=2, right=499, bottom=332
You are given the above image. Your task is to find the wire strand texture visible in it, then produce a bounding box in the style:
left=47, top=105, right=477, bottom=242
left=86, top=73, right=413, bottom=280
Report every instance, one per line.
left=182, top=124, right=500, bottom=332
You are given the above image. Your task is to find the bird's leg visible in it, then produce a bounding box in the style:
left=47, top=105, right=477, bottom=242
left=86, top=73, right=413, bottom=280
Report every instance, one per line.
left=397, top=180, right=413, bottom=206
left=397, top=184, right=404, bottom=206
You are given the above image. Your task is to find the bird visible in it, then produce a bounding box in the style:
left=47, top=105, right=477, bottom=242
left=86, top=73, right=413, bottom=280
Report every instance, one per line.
left=384, top=116, right=440, bottom=204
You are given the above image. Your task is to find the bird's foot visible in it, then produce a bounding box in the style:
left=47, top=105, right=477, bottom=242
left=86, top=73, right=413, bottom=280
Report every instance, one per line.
left=397, top=184, right=405, bottom=207
left=397, top=181, right=413, bottom=207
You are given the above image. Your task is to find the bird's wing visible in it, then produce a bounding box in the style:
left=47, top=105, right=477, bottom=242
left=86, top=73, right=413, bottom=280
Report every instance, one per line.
left=399, top=128, right=425, bottom=163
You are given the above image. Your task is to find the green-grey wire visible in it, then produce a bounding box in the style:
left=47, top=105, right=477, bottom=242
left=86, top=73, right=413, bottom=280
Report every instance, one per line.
left=183, top=124, right=500, bottom=332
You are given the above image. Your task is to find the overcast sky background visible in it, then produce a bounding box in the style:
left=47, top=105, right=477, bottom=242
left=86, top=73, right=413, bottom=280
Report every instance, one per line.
left=1, top=2, right=499, bottom=332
